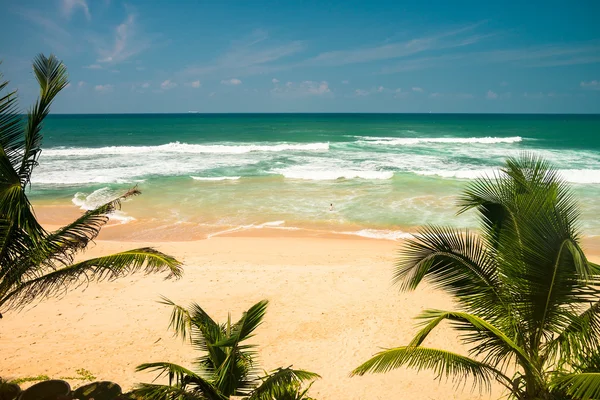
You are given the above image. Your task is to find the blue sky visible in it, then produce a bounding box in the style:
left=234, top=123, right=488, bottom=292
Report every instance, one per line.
left=1, top=0, right=599, bottom=113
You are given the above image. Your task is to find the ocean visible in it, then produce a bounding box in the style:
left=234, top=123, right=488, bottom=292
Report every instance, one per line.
left=30, top=113, right=600, bottom=240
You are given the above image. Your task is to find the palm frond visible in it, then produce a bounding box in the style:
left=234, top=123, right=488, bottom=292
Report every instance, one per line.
left=351, top=346, right=512, bottom=392
left=410, top=309, right=532, bottom=375
left=395, top=226, right=510, bottom=323
left=214, top=300, right=269, bottom=347
left=0, top=171, right=44, bottom=246
left=19, top=54, right=68, bottom=186
left=130, top=383, right=204, bottom=400
left=0, top=248, right=182, bottom=311
left=546, top=300, right=600, bottom=363
left=136, top=362, right=199, bottom=386
left=249, top=368, right=320, bottom=400
left=0, top=67, right=24, bottom=169
left=551, top=373, right=600, bottom=400
left=39, top=187, right=141, bottom=266
left=158, top=297, right=194, bottom=341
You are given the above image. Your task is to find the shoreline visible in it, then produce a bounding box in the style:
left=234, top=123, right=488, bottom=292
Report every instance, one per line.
left=33, top=203, right=600, bottom=259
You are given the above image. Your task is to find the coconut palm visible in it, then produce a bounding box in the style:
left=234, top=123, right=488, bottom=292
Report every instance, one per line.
left=133, top=298, right=319, bottom=400
left=353, top=155, right=600, bottom=400
left=0, top=54, right=182, bottom=318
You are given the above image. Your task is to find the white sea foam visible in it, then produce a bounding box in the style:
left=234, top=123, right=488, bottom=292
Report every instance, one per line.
left=414, top=168, right=600, bottom=183
left=414, top=169, right=498, bottom=180
left=273, top=166, right=394, bottom=180
left=339, top=229, right=413, bottom=241
left=44, top=142, right=329, bottom=156
left=190, top=176, right=241, bottom=181
left=206, top=220, right=286, bottom=238
left=72, top=188, right=135, bottom=224
left=558, top=169, right=600, bottom=184
left=356, top=136, right=523, bottom=145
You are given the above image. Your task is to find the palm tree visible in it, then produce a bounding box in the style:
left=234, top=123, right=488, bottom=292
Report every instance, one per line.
left=0, top=54, right=182, bottom=318
left=133, top=298, right=320, bottom=399
left=353, top=155, right=600, bottom=400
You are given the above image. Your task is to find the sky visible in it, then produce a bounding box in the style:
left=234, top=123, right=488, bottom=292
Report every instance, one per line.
left=1, top=0, right=599, bottom=113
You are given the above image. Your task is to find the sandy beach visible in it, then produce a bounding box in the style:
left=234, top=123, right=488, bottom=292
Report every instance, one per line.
left=1, top=233, right=513, bottom=400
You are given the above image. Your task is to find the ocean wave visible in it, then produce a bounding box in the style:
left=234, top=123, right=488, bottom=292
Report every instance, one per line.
left=72, top=188, right=135, bottom=224
left=190, top=176, right=241, bottom=181
left=558, top=169, right=600, bottom=184
left=273, top=166, right=394, bottom=180
left=44, top=142, right=330, bottom=156
left=339, top=229, right=413, bottom=241
left=414, top=169, right=497, bottom=180
left=414, top=168, right=600, bottom=183
left=356, top=136, right=523, bottom=145
left=206, top=220, right=287, bottom=238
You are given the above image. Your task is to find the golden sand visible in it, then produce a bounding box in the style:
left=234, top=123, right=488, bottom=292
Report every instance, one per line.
left=3, top=209, right=599, bottom=399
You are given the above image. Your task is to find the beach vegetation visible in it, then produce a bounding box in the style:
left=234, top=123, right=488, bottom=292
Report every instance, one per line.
left=133, top=298, right=320, bottom=399
left=0, top=54, right=182, bottom=318
left=353, top=154, right=600, bottom=399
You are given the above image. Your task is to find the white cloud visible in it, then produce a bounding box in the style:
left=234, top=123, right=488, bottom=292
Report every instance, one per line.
left=486, top=90, right=498, bottom=99
left=272, top=78, right=279, bottom=83
left=94, top=84, right=113, bottom=92
left=77, top=81, right=85, bottom=87
left=342, top=80, right=349, bottom=84
left=377, top=86, right=385, bottom=93
left=61, top=0, right=91, bottom=20
left=209, top=92, right=216, bottom=97
left=412, top=87, right=424, bottom=92
left=96, top=13, right=152, bottom=64
left=84, top=64, right=102, bottom=69
left=430, top=92, right=443, bottom=98
left=64, top=83, right=72, bottom=89
left=271, top=80, right=331, bottom=97
left=221, top=78, right=242, bottom=85
left=301, top=23, right=486, bottom=67
left=141, top=82, right=150, bottom=88
left=395, top=88, right=402, bottom=92
left=161, top=80, right=177, bottom=90
left=190, top=80, right=201, bottom=88
left=581, top=80, right=600, bottom=90
left=355, top=89, right=369, bottom=96
left=184, top=30, right=305, bottom=77
left=136, top=66, right=146, bottom=71
left=304, top=81, right=330, bottom=95
left=500, top=81, right=508, bottom=86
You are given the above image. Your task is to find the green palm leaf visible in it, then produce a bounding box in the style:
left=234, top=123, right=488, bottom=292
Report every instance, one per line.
left=130, top=383, right=205, bottom=400
left=355, top=155, right=599, bottom=398
left=551, top=373, right=600, bottom=400
left=352, top=346, right=512, bottom=392
left=410, top=309, right=533, bottom=373
left=20, top=54, right=68, bottom=186
left=395, top=226, right=509, bottom=323
left=135, top=300, right=318, bottom=400
left=39, top=187, right=141, bottom=266
left=249, top=368, right=320, bottom=400
left=0, top=66, right=24, bottom=169
left=136, top=362, right=200, bottom=386
left=215, top=300, right=269, bottom=347
left=0, top=248, right=182, bottom=311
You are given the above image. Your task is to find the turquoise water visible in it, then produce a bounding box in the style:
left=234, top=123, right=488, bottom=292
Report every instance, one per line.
left=31, top=114, right=600, bottom=239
